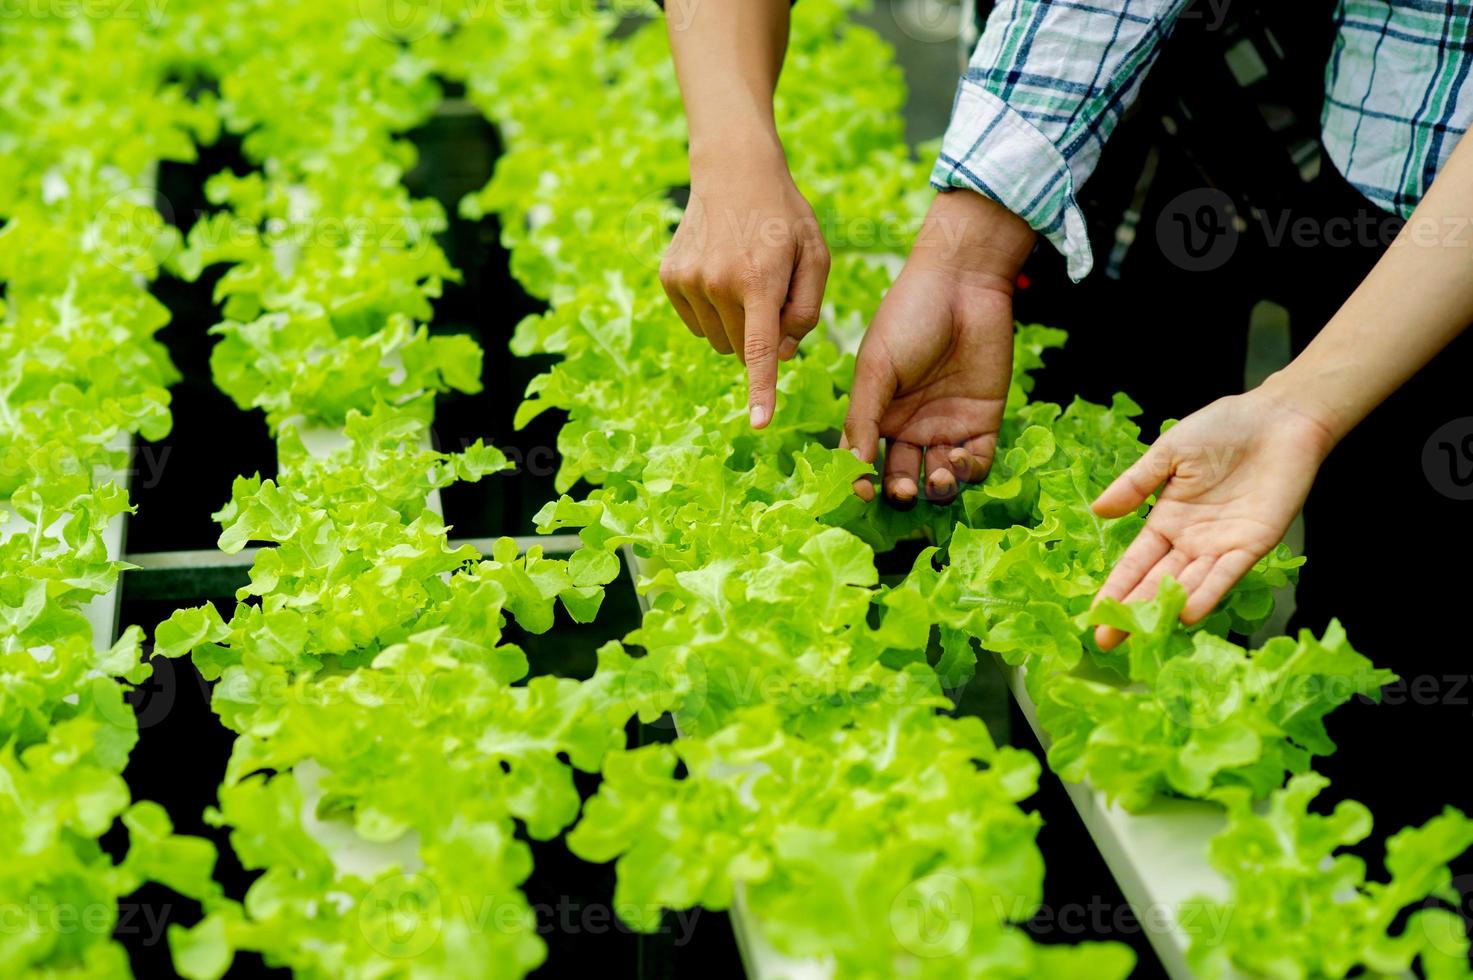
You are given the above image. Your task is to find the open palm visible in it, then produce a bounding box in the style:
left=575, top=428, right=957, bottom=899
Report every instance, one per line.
left=1091, top=390, right=1337, bottom=649
left=844, top=268, right=1015, bottom=503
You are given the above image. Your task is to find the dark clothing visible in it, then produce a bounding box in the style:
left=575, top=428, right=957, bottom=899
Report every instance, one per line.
left=1286, top=164, right=1473, bottom=835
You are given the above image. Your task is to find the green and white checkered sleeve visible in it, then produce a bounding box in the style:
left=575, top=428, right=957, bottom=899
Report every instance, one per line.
left=1322, top=0, right=1473, bottom=218
left=932, top=0, right=1190, bottom=280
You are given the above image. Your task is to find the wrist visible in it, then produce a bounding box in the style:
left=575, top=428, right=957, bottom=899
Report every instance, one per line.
left=689, top=124, right=786, bottom=183
left=1255, top=370, right=1345, bottom=459
left=908, top=189, right=1036, bottom=293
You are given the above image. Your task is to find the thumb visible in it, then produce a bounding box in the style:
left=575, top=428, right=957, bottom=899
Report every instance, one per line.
left=1093, top=438, right=1173, bottom=518
left=843, top=341, right=896, bottom=499
left=744, top=294, right=782, bottom=429
left=778, top=240, right=830, bottom=360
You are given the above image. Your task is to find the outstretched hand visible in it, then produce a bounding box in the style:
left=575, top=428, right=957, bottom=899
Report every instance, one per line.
left=1091, top=387, right=1338, bottom=649
left=843, top=190, right=1036, bottom=504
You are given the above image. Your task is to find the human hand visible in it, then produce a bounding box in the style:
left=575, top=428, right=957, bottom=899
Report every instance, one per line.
left=843, top=190, right=1035, bottom=504
left=659, top=144, right=830, bottom=429
left=1091, top=384, right=1338, bottom=649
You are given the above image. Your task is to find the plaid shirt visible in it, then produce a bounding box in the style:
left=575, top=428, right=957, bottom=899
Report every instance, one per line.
left=934, top=0, right=1473, bottom=279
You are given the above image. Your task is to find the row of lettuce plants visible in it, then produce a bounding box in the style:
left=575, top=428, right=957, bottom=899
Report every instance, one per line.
left=0, top=10, right=227, bottom=977
left=139, top=2, right=651, bottom=976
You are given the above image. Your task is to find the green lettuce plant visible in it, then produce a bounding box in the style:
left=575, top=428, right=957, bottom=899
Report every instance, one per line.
left=0, top=13, right=223, bottom=977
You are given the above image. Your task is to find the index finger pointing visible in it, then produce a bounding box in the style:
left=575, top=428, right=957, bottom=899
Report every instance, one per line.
left=744, top=294, right=782, bottom=429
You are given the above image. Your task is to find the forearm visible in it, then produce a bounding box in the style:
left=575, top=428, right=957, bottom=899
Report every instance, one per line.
left=1264, top=136, right=1473, bottom=442
left=665, top=0, right=790, bottom=178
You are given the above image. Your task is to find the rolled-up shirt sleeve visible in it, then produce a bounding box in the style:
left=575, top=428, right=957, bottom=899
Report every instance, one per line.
left=932, top=0, right=1189, bottom=280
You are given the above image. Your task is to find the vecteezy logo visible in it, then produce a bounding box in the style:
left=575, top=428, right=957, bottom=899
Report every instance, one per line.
left=359, top=873, right=442, bottom=958
left=1423, top=417, right=1473, bottom=501
left=359, top=0, right=443, bottom=42
left=128, top=656, right=179, bottom=731
left=92, top=185, right=179, bottom=275
left=624, top=188, right=687, bottom=273
left=1417, top=873, right=1473, bottom=957
left=1156, top=188, right=1239, bottom=272
left=889, top=0, right=963, bottom=43
left=889, top=873, right=972, bottom=958
left=1154, top=655, right=1242, bottom=730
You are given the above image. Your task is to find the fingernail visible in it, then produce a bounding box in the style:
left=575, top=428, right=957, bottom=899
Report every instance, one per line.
left=749, top=403, right=771, bottom=428
left=778, top=337, right=799, bottom=360
left=926, top=474, right=956, bottom=501
left=895, top=477, right=917, bottom=499
left=851, top=447, right=865, bottom=461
